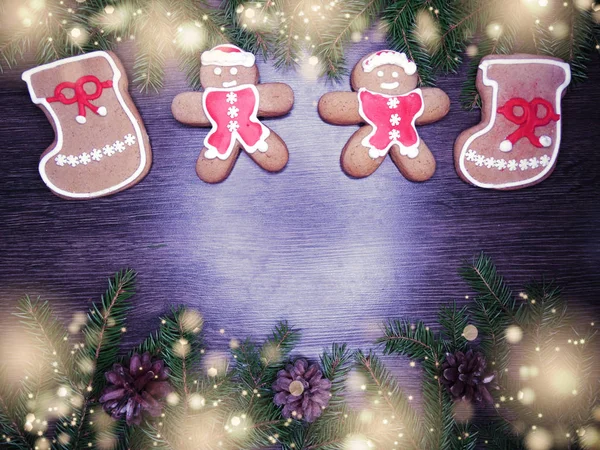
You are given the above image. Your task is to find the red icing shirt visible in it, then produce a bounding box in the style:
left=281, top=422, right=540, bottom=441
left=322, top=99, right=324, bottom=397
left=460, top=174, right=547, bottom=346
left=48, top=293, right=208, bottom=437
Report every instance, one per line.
left=202, top=85, right=270, bottom=160
left=358, top=88, right=424, bottom=159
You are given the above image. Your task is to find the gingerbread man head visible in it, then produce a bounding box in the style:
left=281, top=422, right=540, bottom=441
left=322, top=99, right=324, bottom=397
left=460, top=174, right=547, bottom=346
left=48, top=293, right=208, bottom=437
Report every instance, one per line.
left=351, top=50, right=418, bottom=95
left=199, top=44, right=259, bottom=89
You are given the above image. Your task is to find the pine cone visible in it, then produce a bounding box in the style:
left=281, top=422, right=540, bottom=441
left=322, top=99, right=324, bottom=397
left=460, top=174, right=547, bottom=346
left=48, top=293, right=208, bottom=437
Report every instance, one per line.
left=441, top=350, right=496, bottom=404
left=272, top=359, right=332, bottom=423
left=99, top=352, right=172, bottom=425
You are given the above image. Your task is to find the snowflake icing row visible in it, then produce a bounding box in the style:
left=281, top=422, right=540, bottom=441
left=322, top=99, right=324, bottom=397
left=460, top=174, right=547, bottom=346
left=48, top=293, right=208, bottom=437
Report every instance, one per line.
left=464, top=149, right=551, bottom=172
left=54, top=134, right=137, bottom=168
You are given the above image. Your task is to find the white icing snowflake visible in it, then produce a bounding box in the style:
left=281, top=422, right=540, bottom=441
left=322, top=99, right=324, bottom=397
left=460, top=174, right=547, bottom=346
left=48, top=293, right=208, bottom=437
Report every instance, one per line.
left=227, top=106, right=239, bottom=119
left=475, top=155, right=485, bottom=167
left=79, top=153, right=91, bottom=165
left=124, top=134, right=136, bottom=146
left=103, top=144, right=116, bottom=156
left=539, top=155, right=551, bottom=167
left=529, top=157, right=539, bottom=169
left=66, top=155, right=79, bottom=167
left=484, top=157, right=496, bottom=169
left=226, top=92, right=238, bottom=104
left=389, top=129, right=401, bottom=141
left=496, top=159, right=507, bottom=170
left=91, top=149, right=103, bottom=161
left=389, top=114, right=400, bottom=126
left=387, top=97, right=400, bottom=109
left=519, top=159, right=529, bottom=171
left=466, top=149, right=477, bottom=162
left=55, top=154, right=68, bottom=167
left=227, top=120, right=240, bottom=133
left=508, top=160, right=518, bottom=171
left=114, top=141, right=126, bottom=153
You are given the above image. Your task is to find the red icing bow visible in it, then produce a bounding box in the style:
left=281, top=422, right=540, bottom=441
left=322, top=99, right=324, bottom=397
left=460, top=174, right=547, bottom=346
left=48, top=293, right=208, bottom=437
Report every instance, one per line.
left=497, top=97, right=560, bottom=152
left=47, top=75, right=113, bottom=124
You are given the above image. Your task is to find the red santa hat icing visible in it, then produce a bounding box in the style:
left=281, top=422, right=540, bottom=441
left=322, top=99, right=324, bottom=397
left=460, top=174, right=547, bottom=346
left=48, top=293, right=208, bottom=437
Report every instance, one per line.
left=201, top=44, right=256, bottom=68
left=362, top=50, right=417, bottom=76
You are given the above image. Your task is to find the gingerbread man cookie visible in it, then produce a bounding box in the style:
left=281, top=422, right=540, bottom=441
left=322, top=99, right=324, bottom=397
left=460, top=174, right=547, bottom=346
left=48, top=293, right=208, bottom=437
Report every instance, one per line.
left=21, top=51, right=152, bottom=199
left=454, top=54, right=571, bottom=190
left=172, top=45, right=294, bottom=183
left=319, top=50, right=450, bottom=181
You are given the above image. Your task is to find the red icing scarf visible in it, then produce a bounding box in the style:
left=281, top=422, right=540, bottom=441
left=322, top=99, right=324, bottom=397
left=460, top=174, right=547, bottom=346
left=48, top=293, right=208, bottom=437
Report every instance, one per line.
left=202, top=85, right=269, bottom=160
left=358, top=88, right=424, bottom=159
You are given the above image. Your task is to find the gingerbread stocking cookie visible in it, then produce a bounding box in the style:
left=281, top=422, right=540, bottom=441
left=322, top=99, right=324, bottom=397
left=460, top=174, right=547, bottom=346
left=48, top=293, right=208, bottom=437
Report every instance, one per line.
left=454, top=54, right=571, bottom=190
left=172, top=45, right=294, bottom=183
left=21, top=51, right=152, bottom=199
left=318, top=50, right=450, bottom=181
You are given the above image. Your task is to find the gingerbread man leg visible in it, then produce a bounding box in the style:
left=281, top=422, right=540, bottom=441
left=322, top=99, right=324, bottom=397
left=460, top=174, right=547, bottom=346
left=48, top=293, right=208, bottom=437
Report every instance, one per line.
left=196, top=145, right=241, bottom=184
left=247, top=130, right=289, bottom=173
left=389, top=140, right=436, bottom=182
left=341, top=126, right=385, bottom=178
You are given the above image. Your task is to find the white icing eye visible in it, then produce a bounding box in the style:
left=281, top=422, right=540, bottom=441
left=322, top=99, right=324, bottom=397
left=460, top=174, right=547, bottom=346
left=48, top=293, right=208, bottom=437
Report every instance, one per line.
left=214, top=67, right=222, bottom=75
left=230, top=67, right=238, bottom=75
left=377, top=70, right=384, bottom=77
left=392, top=71, right=399, bottom=78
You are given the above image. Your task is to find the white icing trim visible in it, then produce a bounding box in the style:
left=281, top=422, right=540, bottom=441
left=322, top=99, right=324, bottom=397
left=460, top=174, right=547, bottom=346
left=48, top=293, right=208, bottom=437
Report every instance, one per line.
left=457, top=57, right=571, bottom=189
left=362, top=50, right=417, bottom=75
left=202, top=84, right=270, bottom=161
left=22, top=51, right=148, bottom=199
left=358, top=88, right=425, bottom=160
left=464, top=149, right=551, bottom=172
left=201, top=44, right=255, bottom=68
left=54, top=134, right=136, bottom=168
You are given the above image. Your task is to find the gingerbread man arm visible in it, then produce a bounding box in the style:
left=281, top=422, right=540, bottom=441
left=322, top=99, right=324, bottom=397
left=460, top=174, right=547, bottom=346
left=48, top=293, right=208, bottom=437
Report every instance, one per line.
left=416, top=88, right=450, bottom=125
left=256, top=83, right=294, bottom=117
left=318, top=92, right=362, bottom=125
left=172, top=92, right=210, bottom=127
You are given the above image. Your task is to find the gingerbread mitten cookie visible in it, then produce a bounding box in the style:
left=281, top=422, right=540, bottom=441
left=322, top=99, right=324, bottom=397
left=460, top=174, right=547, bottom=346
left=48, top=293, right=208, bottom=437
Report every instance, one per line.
left=172, top=45, right=294, bottom=183
left=21, top=51, right=152, bottom=199
left=454, top=54, right=571, bottom=190
left=318, top=50, right=450, bottom=181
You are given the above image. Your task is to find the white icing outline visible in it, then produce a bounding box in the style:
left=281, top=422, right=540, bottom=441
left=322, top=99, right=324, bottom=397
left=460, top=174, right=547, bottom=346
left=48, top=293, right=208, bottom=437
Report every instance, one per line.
left=202, top=84, right=270, bottom=160
left=21, top=51, right=148, bottom=199
left=358, top=88, right=425, bottom=160
left=457, top=57, right=571, bottom=189
left=362, top=50, right=417, bottom=75
left=201, top=44, right=255, bottom=68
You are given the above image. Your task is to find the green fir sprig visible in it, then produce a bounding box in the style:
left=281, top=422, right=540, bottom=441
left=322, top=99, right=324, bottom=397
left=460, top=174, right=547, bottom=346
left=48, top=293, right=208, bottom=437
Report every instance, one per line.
left=0, top=257, right=598, bottom=449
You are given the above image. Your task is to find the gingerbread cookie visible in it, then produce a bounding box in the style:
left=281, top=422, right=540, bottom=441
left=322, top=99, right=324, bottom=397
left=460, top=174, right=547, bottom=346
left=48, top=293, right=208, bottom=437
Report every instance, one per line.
left=454, top=54, right=571, bottom=190
left=172, top=45, right=294, bottom=183
left=21, top=51, right=152, bottom=199
left=318, top=50, right=450, bottom=181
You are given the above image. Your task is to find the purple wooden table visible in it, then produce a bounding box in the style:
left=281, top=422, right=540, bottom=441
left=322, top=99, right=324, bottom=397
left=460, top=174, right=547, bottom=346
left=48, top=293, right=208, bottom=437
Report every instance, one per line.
left=1, top=37, right=599, bottom=407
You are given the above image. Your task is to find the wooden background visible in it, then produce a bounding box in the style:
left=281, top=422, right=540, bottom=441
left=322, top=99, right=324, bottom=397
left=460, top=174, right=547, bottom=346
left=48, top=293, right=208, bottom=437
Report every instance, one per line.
left=0, top=36, right=599, bottom=407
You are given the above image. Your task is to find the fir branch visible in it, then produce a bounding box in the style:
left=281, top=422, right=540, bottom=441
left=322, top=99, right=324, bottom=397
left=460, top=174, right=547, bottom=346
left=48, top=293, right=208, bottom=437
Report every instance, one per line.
left=80, top=269, right=136, bottom=396
left=459, top=253, right=522, bottom=326
left=157, top=308, right=204, bottom=408
left=223, top=0, right=275, bottom=59
left=469, top=298, right=510, bottom=372
left=438, top=303, right=470, bottom=352
left=448, top=423, right=478, bottom=450
left=355, top=351, right=424, bottom=449
left=0, top=368, right=30, bottom=449
left=433, top=0, right=483, bottom=73
left=316, top=0, right=387, bottom=80
left=57, top=270, right=136, bottom=450
left=319, top=343, right=353, bottom=411
left=15, top=296, right=75, bottom=390
left=551, top=4, right=596, bottom=84
left=377, top=319, right=440, bottom=360
left=382, top=0, right=436, bottom=86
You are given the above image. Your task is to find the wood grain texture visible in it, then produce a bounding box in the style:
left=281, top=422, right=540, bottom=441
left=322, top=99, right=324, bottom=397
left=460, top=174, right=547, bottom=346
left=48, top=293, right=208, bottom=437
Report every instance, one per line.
left=1, top=36, right=599, bottom=429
